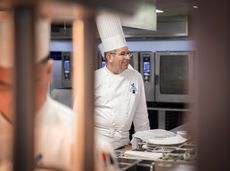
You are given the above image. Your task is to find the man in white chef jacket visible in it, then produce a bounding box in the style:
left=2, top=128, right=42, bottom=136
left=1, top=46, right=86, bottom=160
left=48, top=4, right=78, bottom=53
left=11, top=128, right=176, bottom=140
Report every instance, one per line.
left=95, top=11, right=150, bottom=149
left=0, top=12, right=74, bottom=170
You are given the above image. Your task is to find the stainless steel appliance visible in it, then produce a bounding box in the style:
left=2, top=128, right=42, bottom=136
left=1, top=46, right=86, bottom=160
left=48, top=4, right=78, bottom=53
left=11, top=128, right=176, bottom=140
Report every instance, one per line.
left=139, top=52, right=155, bottom=102
left=98, top=54, right=106, bottom=68
left=62, top=52, right=72, bottom=88
left=50, top=51, right=72, bottom=90
left=155, top=51, right=193, bottom=103
left=50, top=51, right=73, bottom=108
left=129, top=51, right=139, bottom=70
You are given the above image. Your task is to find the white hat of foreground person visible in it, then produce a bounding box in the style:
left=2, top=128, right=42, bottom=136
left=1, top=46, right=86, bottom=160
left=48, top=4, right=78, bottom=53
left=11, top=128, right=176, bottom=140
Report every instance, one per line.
left=0, top=11, right=50, bottom=68
left=95, top=135, right=119, bottom=171
left=96, top=10, right=127, bottom=54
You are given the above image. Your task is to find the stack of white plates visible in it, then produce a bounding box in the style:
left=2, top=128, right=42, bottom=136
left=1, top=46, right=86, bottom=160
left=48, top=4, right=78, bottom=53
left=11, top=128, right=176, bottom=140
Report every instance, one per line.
left=146, top=134, right=187, bottom=146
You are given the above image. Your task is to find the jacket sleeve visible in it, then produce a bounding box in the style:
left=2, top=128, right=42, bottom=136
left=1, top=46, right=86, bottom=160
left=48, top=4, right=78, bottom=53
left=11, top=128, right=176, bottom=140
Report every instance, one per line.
left=133, top=73, right=150, bottom=132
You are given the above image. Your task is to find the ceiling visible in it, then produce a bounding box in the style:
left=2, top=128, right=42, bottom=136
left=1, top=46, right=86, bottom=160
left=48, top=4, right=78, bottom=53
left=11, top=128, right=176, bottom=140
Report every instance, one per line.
left=119, top=0, right=192, bottom=38
left=51, top=0, right=192, bottom=39
left=156, top=0, right=191, bottom=17
left=0, top=0, right=191, bottom=18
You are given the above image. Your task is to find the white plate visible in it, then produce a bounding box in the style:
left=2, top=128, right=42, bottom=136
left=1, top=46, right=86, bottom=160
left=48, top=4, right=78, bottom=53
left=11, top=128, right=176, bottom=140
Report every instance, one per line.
left=146, top=135, right=187, bottom=145
left=124, top=150, right=162, bottom=160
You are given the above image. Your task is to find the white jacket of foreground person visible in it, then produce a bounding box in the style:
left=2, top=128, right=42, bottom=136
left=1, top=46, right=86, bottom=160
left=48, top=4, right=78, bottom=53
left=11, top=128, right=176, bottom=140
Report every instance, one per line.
left=95, top=135, right=119, bottom=171
left=0, top=96, right=74, bottom=171
left=95, top=66, right=150, bottom=149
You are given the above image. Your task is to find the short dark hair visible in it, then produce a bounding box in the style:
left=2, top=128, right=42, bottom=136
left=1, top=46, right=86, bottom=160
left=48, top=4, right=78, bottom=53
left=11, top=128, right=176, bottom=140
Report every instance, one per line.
left=104, top=50, right=117, bottom=62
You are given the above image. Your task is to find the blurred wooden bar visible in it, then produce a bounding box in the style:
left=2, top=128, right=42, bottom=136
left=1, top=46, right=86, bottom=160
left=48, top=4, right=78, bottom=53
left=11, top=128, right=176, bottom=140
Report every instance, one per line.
left=13, top=5, right=36, bottom=171
left=72, top=8, right=96, bottom=171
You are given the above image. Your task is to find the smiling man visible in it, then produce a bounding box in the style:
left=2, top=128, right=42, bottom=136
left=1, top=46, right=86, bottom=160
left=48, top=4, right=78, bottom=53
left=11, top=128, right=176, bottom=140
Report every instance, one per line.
left=94, top=11, right=150, bottom=149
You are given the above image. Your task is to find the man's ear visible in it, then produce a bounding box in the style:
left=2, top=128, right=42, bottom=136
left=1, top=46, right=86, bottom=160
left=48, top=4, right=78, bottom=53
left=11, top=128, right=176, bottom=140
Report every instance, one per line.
left=106, top=53, right=113, bottom=63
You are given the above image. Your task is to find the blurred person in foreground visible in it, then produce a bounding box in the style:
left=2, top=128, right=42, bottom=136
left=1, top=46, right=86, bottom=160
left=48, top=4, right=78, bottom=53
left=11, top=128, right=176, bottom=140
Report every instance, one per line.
left=0, top=11, right=74, bottom=170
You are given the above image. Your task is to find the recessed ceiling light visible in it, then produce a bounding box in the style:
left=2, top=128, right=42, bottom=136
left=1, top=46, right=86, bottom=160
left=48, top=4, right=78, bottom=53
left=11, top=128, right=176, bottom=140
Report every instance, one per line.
left=156, top=9, right=164, bottom=13
left=193, top=5, right=198, bottom=9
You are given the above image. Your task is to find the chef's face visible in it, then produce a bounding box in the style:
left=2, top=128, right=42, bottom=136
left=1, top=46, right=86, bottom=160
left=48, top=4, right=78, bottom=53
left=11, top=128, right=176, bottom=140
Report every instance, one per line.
left=106, top=46, right=131, bottom=74
left=0, top=59, right=53, bottom=121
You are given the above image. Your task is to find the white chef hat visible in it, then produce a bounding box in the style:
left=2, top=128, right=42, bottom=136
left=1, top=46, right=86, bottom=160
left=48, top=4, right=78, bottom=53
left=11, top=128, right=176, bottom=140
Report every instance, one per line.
left=96, top=10, right=127, bottom=53
left=0, top=11, right=50, bottom=68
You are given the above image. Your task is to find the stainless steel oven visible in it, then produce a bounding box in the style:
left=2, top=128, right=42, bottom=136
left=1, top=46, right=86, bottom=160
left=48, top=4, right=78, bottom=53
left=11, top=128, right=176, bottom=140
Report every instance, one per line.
left=139, top=52, right=155, bottom=102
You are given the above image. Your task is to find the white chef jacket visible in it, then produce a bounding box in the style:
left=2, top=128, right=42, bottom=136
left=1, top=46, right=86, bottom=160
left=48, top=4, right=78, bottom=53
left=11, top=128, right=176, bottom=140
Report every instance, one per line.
left=0, top=96, right=74, bottom=171
left=95, top=66, right=150, bottom=149
left=95, top=135, right=119, bottom=171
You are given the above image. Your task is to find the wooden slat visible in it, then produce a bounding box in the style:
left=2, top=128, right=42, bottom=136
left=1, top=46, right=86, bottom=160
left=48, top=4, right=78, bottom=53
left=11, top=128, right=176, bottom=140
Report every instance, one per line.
left=72, top=8, right=96, bottom=171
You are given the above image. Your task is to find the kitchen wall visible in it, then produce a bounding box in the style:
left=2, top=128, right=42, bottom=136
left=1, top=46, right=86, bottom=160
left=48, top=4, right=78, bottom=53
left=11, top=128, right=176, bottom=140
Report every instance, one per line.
left=127, top=39, right=193, bottom=52
left=50, top=39, right=194, bottom=52
left=50, top=40, right=73, bottom=51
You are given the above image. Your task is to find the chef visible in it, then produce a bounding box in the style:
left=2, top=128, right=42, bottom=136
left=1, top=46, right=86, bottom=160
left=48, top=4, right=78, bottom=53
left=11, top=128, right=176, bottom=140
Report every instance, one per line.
left=0, top=12, right=74, bottom=170
left=95, top=11, right=150, bottom=149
